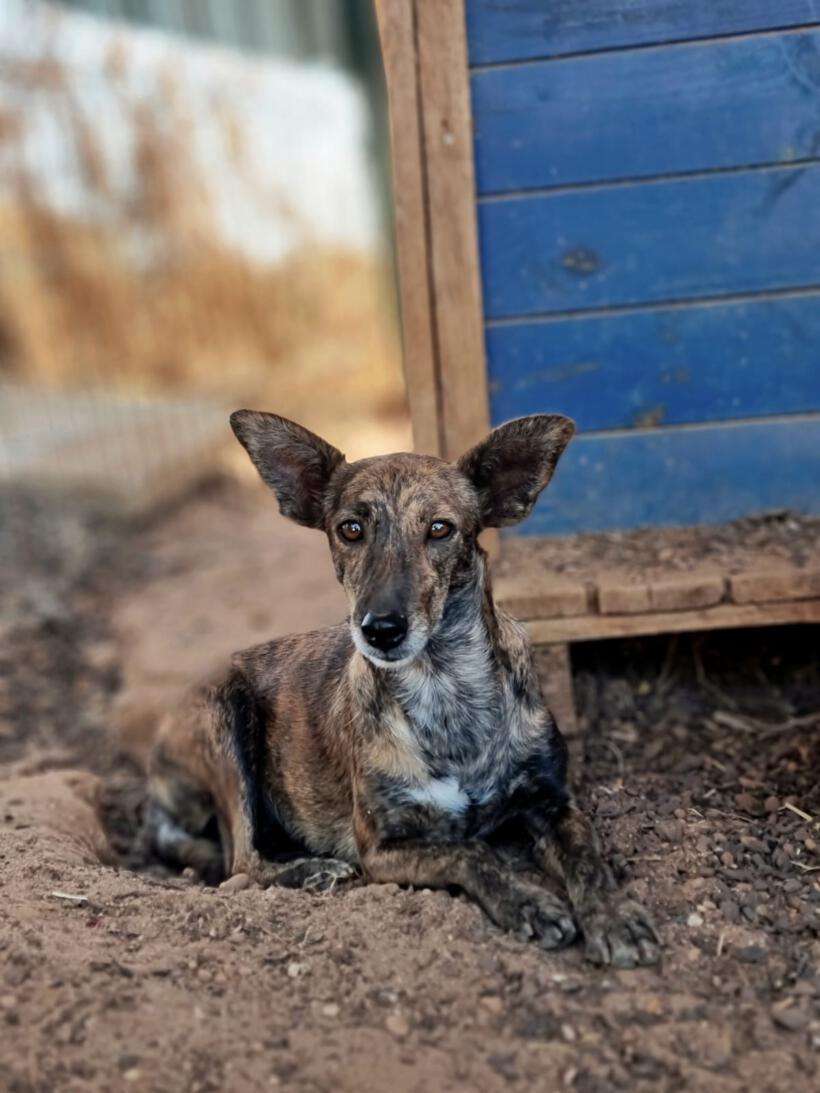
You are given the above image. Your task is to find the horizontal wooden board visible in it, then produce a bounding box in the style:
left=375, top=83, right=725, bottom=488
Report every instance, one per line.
left=472, top=31, right=820, bottom=193
left=517, top=416, right=820, bottom=535
left=466, top=0, right=820, bottom=66
left=525, top=598, right=820, bottom=644
left=479, top=164, right=820, bottom=319
left=486, top=293, right=820, bottom=431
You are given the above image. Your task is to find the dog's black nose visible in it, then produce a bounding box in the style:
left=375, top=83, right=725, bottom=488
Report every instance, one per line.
left=361, top=611, right=408, bottom=652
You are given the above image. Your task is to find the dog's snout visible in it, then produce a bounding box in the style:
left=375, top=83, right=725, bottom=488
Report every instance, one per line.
left=360, top=611, right=408, bottom=652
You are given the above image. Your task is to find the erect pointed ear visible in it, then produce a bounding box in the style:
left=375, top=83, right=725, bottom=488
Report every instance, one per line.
left=230, top=410, right=345, bottom=529
left=457, top=414, right=575, bottom=528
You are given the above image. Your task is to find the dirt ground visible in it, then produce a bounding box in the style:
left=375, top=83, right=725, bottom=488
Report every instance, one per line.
left=1, top=479, right=818, bottom=1093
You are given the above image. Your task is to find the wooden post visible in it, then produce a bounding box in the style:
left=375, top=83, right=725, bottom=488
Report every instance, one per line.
left=375, top=0, right=490, bottom=461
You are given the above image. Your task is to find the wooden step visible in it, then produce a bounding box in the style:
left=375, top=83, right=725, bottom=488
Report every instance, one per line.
left=495, top=515, right=820, bottom=644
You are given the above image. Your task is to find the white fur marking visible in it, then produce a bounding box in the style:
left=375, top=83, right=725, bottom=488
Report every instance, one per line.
left=406, top=776, right=469, bottom=814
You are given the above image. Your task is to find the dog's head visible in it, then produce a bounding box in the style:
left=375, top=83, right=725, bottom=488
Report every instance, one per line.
left=231, top=411, right=574, bottom=668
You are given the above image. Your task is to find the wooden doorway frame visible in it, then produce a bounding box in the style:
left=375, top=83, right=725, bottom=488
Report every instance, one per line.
left=375, top=0, right=489, bottom=461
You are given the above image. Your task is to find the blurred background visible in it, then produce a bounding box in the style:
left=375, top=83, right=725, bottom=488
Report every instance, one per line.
left=0, top=0, right=408, bottom=510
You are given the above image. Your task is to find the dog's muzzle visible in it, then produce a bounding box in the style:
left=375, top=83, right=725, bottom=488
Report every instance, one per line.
left=360, top=611, right=408, bottom=653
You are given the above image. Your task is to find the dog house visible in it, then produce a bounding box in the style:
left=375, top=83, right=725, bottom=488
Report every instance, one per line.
left=375, top=0, right=820, bottom=736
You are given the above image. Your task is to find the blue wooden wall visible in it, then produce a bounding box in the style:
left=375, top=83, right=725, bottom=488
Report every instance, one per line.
left=465, top=0, right=820, bottom=535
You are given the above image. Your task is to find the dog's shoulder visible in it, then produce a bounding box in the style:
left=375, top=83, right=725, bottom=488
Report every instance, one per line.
left=231, top=621, right=353, bottom=695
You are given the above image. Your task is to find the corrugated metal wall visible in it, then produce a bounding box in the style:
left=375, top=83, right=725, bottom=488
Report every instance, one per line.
left=56, top=0, right=389, bottom=223
left=57, top=0, right=379, bottom=72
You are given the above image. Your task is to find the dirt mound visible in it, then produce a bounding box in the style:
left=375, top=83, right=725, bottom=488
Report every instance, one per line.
left=1, top=482, right=818, bottom=1092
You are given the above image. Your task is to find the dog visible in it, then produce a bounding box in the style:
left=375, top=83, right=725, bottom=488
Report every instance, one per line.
left=146, top=410, right=659, bottom=966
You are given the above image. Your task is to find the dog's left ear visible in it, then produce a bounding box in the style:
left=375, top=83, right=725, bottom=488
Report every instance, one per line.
left=457, top=414, right=575, bottom=528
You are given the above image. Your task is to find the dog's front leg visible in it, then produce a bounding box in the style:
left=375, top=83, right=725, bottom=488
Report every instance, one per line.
left=529, top=802, right=660, bottom=967
left=358, top=833, right=576, bottom=949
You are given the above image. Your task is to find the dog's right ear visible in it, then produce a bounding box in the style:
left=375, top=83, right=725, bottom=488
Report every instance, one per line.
left=230, top=410, right=345, bottom=529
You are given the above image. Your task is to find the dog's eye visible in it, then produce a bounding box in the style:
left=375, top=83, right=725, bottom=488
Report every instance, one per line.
left=339, top=520, right=364, bottom=542
left=428, top=520, right=453, bottom=541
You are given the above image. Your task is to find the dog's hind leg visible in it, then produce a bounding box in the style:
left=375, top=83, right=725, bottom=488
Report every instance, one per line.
left=146, top=798, right=224, bottom=885
left=148, top=674, right=358, bottom=891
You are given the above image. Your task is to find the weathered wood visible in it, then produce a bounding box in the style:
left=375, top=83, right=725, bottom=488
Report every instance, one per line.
left=479, top=163, right=820, bottom=320
left=598, top=580, right=651, bottom=616
left=535, top=642, right=577, bottom=736
left=415, top=0, right=490, bottom=460
left=500, top=571, right=727, bottom=619
left=472, top=31, right=820, bottom=193
left=521, top=416, right=820, bottom=536
left=374, top=0, right=441, bottom=456
left=649, top=574, right=726, bottom=612
left=526, top=598, right=820, bottom=644
left=486, top=293, right=820, bottom=433
left=730, top=569, right=820, bottom=605
left=466, top=0, right=819, bottom=66
left=496, top=576, right=589, bottom=620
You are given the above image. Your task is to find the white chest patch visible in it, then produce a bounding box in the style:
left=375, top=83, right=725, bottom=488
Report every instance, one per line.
left=405, top=775, right=470, bottom=815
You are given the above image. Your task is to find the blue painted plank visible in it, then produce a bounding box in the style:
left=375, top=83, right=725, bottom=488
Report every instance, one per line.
left=487, top=294, right=820, bottom=431
left=472, top=31, right=820, bottom=194
left=479, top=164, right=820, bottom=319
left=518, top=417, right=820, bottom=535
left=466, top=0, right=820, bottom=66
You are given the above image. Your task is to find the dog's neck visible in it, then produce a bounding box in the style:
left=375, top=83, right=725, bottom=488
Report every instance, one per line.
left=374, top=555, right=505, bottom=760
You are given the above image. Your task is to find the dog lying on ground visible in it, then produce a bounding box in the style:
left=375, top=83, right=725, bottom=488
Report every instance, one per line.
left=147, top=410, right=659, bottom=966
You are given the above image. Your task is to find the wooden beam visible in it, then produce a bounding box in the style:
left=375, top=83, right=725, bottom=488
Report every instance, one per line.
left=376, top=0, right=489, bottom=461
left=374, top=0, right=441, bottom=456
left=415, top=0, right=489, bottom=460
left=525, top=598, right=820, bottom=645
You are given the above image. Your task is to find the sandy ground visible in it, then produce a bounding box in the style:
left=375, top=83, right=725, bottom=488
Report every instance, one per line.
left=1, top=479, right=818, bottom=1092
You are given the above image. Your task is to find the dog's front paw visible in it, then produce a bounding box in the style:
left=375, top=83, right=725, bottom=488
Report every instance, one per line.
left=275, top=857, right=359, bottom=892
left=484, top=883, right=578, bottom=950
left=581, top=898, right=660, bottom=968
left=302, top=860, right=359, bottom=892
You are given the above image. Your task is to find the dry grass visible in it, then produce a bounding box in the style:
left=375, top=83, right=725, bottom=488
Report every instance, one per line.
left=0, top=37, right=408, bottom=456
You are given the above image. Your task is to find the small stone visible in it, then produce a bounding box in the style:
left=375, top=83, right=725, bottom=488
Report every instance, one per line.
left=286, top=962, right=305, bottom=979
left=764, top=796, right=780, bottom=814
left=771, top=1006, right=807, bottom=1032
left=735, top=792, right=757, bottom=814
left=721, top=896, right=743, bottom=922
left=321, top=1003, right=340, bottom=1018
left=655, top=819, right=682, bottom=842
left=219, top=873, right=251, bottom=894
left=687, top=912, right=704, bottom=928
left=561, top=1024, right=577, bottom=1042
left=740, top=836, right=767, bottom=854
left=123, top=1070, right=141, bottom=1083
left=480, top=995, right=503, bottom=1014
left=385, top=1013, right=410, bottom=1038
left=735, top=945, right=767, bottom=964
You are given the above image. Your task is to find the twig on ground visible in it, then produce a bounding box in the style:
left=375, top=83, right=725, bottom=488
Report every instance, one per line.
left=782, top=802, right=820, bottom=831
left=50, top=891, right=89, bottom=904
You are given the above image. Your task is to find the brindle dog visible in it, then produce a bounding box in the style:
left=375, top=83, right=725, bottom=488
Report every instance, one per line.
left=147, top=410, right=659, bottom=966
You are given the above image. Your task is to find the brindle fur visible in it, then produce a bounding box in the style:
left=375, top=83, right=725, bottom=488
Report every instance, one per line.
left=147, top=411, right=660, bottom=966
